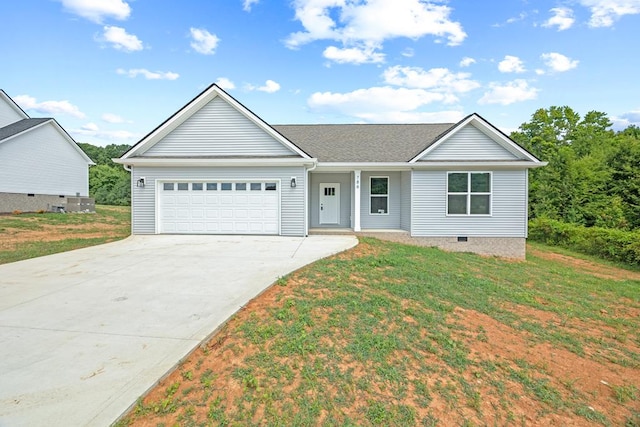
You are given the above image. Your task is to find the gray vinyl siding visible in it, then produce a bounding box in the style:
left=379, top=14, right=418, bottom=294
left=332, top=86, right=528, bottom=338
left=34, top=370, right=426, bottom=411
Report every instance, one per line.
left=131, top=166, right=306, bottom=236
left=142, top=97, right=297, bottom=157
left=419, top=125, right=518, bottom=161
left=0, top=123, right=89, bottom=196
left=360, top=171, right=401, bottom=229
left=309, top=172, right=351, bottom=228
left=400, top=171, right=411, bottom=231
left=411, top=170, right=527, bottom=237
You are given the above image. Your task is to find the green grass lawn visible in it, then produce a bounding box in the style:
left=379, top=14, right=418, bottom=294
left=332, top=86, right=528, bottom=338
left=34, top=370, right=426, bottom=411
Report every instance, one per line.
left=119, top=238, right=640, bottom=427
left=0, top=205, right=130, bottom=265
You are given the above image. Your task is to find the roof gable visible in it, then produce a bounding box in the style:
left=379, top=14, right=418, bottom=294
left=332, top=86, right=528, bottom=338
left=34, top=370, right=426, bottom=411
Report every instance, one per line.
left=0, top=89, right=29, bottom=128
left=121, top=84, right=310, bottom=160
left=410, top=114, right=541, bottom=163
left=0, top=118, right=94, bottom=165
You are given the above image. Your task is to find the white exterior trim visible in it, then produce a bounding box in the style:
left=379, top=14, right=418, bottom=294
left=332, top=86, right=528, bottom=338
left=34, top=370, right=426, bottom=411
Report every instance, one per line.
left=353, top=170, right=361, bottom=231
left=313, top=161, right=545, bottom=172
left=409, top=114, right=543, bottom=164
left=120, top=84, right=311, bottom=161
left=115, top=157, right=316, bottom=167
left=0, top=119, right=94, bottom=164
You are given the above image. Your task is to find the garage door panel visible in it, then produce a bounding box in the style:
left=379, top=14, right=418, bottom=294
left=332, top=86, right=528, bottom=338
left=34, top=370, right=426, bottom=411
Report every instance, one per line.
left=160, top=181, right=279, bottom=235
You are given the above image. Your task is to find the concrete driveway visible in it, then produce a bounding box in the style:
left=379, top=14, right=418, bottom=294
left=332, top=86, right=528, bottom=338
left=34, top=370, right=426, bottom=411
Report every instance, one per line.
left=0, top=234, right=356, bottom=427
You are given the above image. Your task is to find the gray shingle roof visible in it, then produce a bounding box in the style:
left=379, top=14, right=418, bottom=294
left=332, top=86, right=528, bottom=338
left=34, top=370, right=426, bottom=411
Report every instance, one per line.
left=272, top=123, right=455, bottom=162
left=0, top=118, right=50, bottom=142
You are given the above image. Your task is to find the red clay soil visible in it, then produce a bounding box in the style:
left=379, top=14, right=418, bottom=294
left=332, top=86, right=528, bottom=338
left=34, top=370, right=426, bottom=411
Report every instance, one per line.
left=122, top=243, right=640, bottom=427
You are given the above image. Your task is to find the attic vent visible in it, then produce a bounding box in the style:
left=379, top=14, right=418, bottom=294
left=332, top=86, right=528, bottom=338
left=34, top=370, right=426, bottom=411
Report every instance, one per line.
left=457, top=236, right=468, bottom=242
left=27, top=193, right=34, bottom=197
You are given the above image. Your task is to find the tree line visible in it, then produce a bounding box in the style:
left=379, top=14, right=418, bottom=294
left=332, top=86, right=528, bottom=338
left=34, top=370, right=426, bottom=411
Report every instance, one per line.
left=78, top=106, right=640, bottom=238
left=78, top=143, right=131, bottom=206
left=511, top=106, right=640, bottom=231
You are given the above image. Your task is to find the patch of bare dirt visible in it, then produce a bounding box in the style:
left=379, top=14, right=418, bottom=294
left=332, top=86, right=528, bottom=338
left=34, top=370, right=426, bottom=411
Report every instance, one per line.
left=452, top=306, right=640, bottom=426
left=528, top=246, right=640, bottom=281
left=0, top=222, right=122, bottom=250
left=122, top=242, right=640, bottom=427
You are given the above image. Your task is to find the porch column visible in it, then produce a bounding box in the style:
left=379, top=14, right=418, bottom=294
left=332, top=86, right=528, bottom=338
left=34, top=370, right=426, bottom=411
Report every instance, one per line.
left=354, top=170, right=361, bottom=231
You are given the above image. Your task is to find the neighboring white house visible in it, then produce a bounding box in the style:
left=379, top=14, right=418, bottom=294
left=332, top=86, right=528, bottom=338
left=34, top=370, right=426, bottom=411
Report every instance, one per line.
left=116, top=84, right=545, bottom=258
left=0, top=90, right=94, bottom=213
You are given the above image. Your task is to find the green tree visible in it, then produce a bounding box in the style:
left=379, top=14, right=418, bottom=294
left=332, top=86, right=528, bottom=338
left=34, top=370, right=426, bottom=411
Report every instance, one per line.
left=78, top=143, right=131, bottom=205
left=88, top=164, right=130, bottom=206
left=511, top=106, right=618, bottom=227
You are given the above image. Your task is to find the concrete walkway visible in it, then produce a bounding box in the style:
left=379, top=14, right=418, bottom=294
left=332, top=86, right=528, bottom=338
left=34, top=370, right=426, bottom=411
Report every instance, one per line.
left=0, top=235, right=357, bottom=427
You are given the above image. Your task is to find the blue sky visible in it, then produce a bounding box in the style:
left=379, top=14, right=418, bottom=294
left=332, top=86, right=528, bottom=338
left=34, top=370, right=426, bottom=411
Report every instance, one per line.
left=2, top=0, right=640, bottom=147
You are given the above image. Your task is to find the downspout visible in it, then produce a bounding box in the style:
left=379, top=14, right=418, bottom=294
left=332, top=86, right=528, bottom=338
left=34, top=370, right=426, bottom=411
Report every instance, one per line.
left=305, top=160, right=318, bottom=236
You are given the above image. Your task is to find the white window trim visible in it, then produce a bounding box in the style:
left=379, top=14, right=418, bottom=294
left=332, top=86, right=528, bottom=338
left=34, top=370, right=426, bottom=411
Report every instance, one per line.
left=369, top=176, right=390, bottom=216
left=446, top=171, right=492, bottom=216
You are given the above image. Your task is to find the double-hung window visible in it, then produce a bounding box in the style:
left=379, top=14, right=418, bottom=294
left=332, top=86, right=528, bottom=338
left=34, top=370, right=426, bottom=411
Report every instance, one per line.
left=370, top=176, right=389, bottom=214
left=447, top=172, right=491, bottom=215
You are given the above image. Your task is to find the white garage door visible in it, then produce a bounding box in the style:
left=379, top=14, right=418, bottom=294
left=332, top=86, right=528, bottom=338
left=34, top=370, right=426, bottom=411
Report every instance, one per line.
left=159, top=181, right=279, bottom=234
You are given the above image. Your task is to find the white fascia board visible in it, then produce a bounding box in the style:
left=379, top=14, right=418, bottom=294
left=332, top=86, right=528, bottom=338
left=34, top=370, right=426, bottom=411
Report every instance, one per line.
left=411, top=161, right=547, bottom=170
left=121, top=85, right=311, bottom=160
left=120, top=87, right=218, bottom=160
left=314, top=160, right=546, bottom=172
left=49, top=120, right=95, bottom=165
left=215, top=89, right=312, bottom=159
left=409, top=114, right=543, bottom=164
left=0, top=119, right=94, bottom=165
left=113, top=157, right=317, bottom=167
left=0, top=90, right=30, bottom=119
left=314, top=162, right=414, bottom=172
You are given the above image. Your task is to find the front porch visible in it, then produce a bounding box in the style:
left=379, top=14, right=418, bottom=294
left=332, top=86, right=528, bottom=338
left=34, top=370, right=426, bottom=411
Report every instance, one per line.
left=308, top=170, right=411, bottom=233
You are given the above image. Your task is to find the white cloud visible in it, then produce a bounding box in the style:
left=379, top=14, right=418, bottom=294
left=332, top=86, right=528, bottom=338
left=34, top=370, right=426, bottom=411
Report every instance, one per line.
left=116, top=68, right=179, bottom=80
left=498, top=55, right=526, bottom=73
left=71, top=125, right=137, bottom=143
left=100, top=26, right=143, bottom=52
left=580, top=0, right=640, bottom=27
left=257, top=80, right=281, bottom=93
left=215, top=77, right=236, bottom=90
left=612, top=110, right=640, bottom=129
left=58, top=0, right=130, bottom=23
left=243, top=0, right=259, bottom=11
left=543, top=7, right=575, bottom=30
left=541, top=52, right=579, bottom=72
left=401, top=48, right=414, bottom=58
left=459, top=56, right=476, bottom=67
left=478, top=79, right=539, bottom=105
left=13, top=94, right=86, bottom=118
left=308, top=86, right=453, bottom=119
left=286, top=0, right=466, bottom=63
left=354, top=110, right=465, bottom=123
left=82, top=122, right=99, bottom=131
left=383, top=65, right=480, bottom=96
left=189, top=28, right=219, bottom=55
left=101, top=113, right=127, bottom=123
left=323, top=45, right=385, bottom=64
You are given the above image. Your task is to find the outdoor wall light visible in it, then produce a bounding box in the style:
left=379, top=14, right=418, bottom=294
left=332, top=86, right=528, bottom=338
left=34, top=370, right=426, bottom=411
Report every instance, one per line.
left=290, top=177, right=297, bottom=188
left=137, top=177, right=146, bottom=188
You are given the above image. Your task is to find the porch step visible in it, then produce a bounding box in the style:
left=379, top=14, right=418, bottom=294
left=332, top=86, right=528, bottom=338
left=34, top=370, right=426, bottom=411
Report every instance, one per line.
left=309, top=228, right=355, bottom=235
left=309, top=228, right=409, bottom=236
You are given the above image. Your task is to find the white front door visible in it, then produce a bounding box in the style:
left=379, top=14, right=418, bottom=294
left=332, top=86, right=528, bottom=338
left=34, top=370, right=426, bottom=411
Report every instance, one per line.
left=319, top=183, right=340, bottom=224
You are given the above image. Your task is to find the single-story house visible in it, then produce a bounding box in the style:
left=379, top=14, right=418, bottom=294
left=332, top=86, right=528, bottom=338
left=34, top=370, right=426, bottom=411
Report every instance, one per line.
left=116, top=84, right=545, bottom=258
left=0, top=89, right=94, bottom=213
